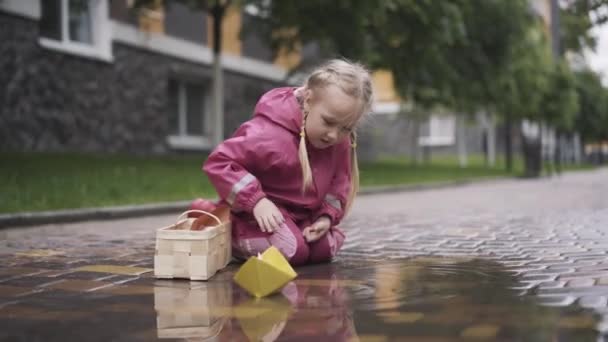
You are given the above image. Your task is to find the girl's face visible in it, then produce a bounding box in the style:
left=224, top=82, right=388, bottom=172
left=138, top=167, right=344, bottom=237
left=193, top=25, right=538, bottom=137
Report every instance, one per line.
left=302, top=85, right=361, bottom=149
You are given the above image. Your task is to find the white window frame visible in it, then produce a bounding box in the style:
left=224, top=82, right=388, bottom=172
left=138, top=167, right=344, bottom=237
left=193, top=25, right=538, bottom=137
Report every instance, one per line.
left=0, top=0, right=41, bottom=20
left=418, top=114, right=456, bottom=146
left=39, top=0, right=113, bottom=62
left=167, top=81, right=213, bottom=150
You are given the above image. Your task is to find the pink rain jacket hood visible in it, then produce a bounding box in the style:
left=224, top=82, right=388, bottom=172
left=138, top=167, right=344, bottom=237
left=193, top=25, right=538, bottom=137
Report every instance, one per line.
left=203, top=87, right=352, bottom=226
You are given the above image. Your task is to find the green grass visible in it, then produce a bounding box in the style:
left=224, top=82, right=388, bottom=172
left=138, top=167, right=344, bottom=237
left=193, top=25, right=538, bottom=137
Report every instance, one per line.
left=0, top=152, right=596, bottom=213
left=359, top=154, right=521, bottom=187
left=0, top=152, right=217, bottom=214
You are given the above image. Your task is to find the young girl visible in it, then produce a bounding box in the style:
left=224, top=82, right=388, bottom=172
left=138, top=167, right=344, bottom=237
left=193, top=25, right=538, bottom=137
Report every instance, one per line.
left=203, top=59, right=373, bottom=266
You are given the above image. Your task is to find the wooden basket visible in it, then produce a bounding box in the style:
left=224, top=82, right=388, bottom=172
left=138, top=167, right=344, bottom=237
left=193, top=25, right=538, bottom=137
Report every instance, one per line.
left=154, top=209, right=231, bottom=281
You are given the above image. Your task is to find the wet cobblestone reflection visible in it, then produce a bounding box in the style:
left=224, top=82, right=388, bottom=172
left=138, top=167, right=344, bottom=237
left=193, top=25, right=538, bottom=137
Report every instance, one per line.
left=2, top=170, right=608, bottom=340
left=0, top=252, right=601, bottom=341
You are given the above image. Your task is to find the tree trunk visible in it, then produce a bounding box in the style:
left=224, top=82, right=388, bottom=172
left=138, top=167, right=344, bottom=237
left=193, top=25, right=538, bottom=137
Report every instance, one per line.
left=505, top=112, right=513, bottom=172
left=487, top=113, right=496, bottom=167
left=554, top=131, right=562, bottom=174
left=412, top=118, right=422, bottom=165
left=521, top=138, right=541, bottom=177
left=573, top=133, right=582, bottom=164
left=423, top=145, right=431, bottom=164
left=457, top=115, right=468, bottom=168
left=211, top=3, right=226, bottom=146
left=521, top=121, right=542, bottom=178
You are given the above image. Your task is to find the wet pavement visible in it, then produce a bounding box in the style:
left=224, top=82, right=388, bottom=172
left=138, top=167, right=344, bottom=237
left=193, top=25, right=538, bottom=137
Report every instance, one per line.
left=1, top=168, right=608, bottom=341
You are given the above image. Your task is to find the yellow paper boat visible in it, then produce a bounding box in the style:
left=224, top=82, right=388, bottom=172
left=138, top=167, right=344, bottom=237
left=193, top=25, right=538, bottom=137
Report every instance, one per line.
left=233, top=246, right=297, bottom=298
left=233, top=296, right=293, bottom=342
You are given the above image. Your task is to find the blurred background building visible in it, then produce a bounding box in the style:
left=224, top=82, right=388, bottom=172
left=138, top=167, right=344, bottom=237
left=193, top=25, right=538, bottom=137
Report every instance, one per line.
left=0, top=0, right=600, bottom=164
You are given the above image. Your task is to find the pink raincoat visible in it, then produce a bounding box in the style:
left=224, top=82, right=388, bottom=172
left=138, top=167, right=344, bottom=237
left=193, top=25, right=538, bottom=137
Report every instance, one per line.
left=203, top=87, right=349, bottom=265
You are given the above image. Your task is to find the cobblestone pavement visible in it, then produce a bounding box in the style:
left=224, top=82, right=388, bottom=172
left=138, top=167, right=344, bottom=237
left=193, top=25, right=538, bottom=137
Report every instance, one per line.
left=1, top=168, right=607, bottom=341
left=344, top=168, right=608, bottom=333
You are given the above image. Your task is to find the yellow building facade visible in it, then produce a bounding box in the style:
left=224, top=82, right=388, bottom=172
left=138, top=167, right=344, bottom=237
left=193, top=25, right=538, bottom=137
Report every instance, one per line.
left=135, top=1, right=400, bottom=105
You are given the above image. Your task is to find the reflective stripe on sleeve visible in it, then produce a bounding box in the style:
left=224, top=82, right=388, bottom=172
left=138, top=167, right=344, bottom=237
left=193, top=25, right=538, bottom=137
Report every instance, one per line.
left=324, top=194, right=342, bottom=210
left=227, top=173, right=256, bottom=205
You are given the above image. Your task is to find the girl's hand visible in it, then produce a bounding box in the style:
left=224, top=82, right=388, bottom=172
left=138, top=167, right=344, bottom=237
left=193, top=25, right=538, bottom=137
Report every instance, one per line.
left=253, top=198, right=284, bottom=233
left=303, top=216, right=331, bottom=242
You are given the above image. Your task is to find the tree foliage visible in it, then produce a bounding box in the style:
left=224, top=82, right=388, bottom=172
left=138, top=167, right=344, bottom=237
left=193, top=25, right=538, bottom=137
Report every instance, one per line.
left=560, top=0, right=608, bottom=52
left=574, top=70, right=608, bottom=141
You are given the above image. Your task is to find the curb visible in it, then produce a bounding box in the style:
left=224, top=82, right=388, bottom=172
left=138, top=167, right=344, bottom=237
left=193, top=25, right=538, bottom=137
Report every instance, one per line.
left=0, top=201, right=190, bottom=229
left=0, top=177, right=506, bottom=229
left=357, top=178, right=498, bottom=195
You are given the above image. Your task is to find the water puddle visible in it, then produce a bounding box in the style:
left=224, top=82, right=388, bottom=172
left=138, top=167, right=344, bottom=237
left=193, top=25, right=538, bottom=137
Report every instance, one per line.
left=0, top=257, right=601, bottom=341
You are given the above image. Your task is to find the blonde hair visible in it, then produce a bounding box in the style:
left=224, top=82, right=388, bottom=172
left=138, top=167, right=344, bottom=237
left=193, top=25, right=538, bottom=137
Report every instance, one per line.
left=298, top=59, right=374, bottom=215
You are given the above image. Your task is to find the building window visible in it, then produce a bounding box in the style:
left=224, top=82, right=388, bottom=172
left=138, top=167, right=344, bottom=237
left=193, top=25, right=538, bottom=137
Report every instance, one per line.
left=164, top=0, right=207, bottom=45
left=167, top=79, right=213, bottom=150
left=418, top=115, right=456, bottom=146
left=39, top=0, right=112, bottom=62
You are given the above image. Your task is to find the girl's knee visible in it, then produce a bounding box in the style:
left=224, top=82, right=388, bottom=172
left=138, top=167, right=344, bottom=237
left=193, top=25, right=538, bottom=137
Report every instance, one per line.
left=269, top=222, right=309, bottom=266
left=234, top=234, right=309, bottom=266
left=233, top=237, right=271, bottom=258
left=288, top=242, right=310, bottom=266
left=308, top=243, right=333, bottom=264
left=332, top=228, right=345, bottom=251
left=308, top=229, right=345, bottom=264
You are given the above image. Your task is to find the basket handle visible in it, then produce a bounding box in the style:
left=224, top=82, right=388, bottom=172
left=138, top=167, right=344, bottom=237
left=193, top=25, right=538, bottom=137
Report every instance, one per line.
left=177, top=210, right=222, bottom=226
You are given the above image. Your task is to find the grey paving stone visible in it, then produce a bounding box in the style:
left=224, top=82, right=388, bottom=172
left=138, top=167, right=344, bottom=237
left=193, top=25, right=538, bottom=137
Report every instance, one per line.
left=567, top=278, right=597, bottom=288
left=538, top=281, right=567, bottom=289
left=536, top=295, right=577, bottom=307
left=578, top=296, right=608, bottom=309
